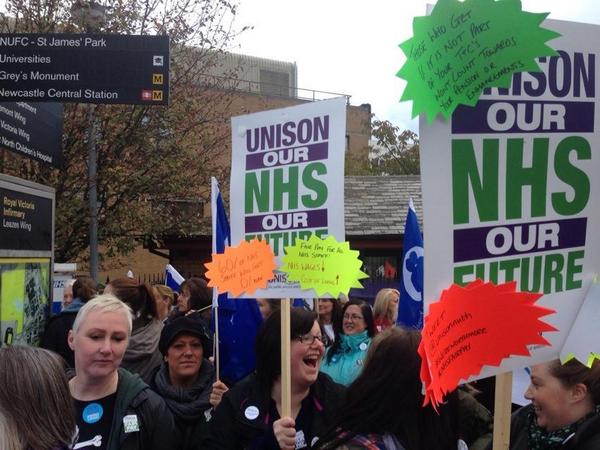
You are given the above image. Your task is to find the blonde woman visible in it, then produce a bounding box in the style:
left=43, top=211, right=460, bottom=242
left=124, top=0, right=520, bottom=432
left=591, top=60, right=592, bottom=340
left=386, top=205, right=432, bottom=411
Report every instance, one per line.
left=68, top=294, right=176, bottom=450
left=372, top=288, right=400, bottom=332
left=154, top=284, right=175, bottom=321
left=0, top=346, right=76, bottom=450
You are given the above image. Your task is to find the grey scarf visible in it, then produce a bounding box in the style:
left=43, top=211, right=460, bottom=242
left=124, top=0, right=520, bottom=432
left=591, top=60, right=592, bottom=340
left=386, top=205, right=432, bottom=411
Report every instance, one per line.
left=152, top=360, right=215, bottom=422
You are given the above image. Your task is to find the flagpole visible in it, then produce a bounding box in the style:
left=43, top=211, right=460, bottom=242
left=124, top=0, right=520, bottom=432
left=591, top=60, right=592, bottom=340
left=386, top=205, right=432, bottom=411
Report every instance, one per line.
left=214, top=301, right=220, bottom=380
left=211, top=176, right=221, bottom=380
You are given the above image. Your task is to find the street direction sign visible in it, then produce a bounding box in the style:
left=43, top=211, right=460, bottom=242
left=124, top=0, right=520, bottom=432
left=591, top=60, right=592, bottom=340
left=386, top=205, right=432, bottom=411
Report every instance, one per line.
left=0, top=102, right=63, bottom=168
left=0, top=34, right=169, bottom=105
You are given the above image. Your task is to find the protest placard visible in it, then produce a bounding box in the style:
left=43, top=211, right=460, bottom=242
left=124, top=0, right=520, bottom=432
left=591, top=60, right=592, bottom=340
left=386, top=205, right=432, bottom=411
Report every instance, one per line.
left=230, top=97, right=346, bottom=298
left=397, top=0, right=559, bottom=122
left=281, top=234, right=368, bottom=297
left=418, top=280, right=556, bottom=409
left=420, top=17, right=600, bottom=379
left=205, top=239, right=276, bottom=297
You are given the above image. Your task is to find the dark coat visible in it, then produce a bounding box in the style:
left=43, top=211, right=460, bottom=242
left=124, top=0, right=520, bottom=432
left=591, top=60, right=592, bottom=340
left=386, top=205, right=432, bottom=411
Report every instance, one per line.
left=41, top=311, right=78, bottom=367
left=201, top=372, right=346, bottom=450
left=149, top=360, right=215, bottom=450
left=498, top=404, right=600, bottom=450
left=70, top=368, right=178, bottom=450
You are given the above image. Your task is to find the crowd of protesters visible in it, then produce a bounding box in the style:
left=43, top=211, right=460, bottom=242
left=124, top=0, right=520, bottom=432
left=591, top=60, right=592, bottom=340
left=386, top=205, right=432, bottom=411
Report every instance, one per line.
left=0, top=280, right=595, bottom=450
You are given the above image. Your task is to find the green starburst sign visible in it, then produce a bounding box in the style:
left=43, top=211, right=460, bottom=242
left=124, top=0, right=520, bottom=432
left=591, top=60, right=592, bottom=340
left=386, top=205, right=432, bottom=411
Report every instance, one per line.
left=397, top=0, right=560, bottom=122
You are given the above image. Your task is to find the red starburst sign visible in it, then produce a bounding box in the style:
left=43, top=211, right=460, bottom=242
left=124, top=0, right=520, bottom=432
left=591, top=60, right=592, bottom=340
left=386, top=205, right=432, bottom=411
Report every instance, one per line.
left=418, top=280, right=556, bottom=410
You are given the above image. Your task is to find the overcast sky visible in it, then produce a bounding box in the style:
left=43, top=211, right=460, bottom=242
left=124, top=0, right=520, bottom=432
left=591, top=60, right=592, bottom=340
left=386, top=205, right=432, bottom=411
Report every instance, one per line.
left=234, top=0, right=600, bottom=133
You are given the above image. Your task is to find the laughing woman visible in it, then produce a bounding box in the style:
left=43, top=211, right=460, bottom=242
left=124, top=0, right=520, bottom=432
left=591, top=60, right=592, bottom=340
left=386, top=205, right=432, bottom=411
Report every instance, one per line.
left=506, top=358, right=600, bottom=450
left=202, top=307, right=346, bottom=450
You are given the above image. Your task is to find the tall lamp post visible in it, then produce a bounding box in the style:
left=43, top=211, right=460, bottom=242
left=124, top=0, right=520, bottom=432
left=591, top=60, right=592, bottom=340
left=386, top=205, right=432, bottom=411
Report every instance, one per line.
left=71, top=1, right=107, bottom=281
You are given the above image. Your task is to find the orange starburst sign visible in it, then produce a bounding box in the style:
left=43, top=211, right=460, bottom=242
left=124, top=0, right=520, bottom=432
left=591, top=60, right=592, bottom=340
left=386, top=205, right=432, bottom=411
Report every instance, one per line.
left=204, top=239, right=277, bottom=297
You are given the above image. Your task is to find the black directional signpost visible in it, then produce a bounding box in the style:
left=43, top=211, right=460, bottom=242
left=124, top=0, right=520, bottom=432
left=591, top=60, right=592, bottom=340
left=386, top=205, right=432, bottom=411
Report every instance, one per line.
left=0, top=32, right=170, bottom=283
left=0, top=102, right=63, bottom=168
left=0, top=33, right=170, bottom=105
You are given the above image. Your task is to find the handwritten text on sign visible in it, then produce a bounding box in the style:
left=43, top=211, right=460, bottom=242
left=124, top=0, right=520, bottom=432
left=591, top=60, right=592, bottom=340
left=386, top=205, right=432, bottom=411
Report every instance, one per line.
left=418, top=280, right=555, bottom=410
left=281, top=234, right=367, bottom=297
left=397, top=0, right=559, bottom=122
left=204, top=239, right=277, bottom=297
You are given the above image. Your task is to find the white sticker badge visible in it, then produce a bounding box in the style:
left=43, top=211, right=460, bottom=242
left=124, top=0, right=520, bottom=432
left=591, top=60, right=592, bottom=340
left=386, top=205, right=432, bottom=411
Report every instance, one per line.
left=244, top=405, right=260, bottom=420
left=295, top=430, right=307, bottom=449
left=123, top=414, right=140, bottom=433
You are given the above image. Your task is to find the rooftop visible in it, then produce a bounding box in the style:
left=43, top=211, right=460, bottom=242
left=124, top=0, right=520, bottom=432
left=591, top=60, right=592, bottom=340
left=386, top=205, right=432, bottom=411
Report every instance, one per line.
left=344, top=175, right=423, bottom=236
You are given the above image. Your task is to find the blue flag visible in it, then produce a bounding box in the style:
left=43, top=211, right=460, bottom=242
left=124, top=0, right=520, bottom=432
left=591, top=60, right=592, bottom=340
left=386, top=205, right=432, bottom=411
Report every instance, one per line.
left=397, top=199, right=424, bottom=329
left=165, top=264, right=184, bottom=293
left=211, top=177, right=263, bottom=384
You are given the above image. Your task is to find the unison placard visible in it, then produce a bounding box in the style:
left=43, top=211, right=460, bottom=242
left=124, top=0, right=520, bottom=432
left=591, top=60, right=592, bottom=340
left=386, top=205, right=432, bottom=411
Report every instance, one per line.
left=420, top=18, right=600, bottom=378
left=0, top=102, right=63, bottom=168
left=0, top=34, right=169, bottom=105
left=230, top=97, right=347, bottom=298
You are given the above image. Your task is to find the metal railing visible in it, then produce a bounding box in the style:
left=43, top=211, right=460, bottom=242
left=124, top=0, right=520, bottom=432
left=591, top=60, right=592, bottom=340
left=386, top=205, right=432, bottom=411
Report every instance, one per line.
left=197, top=73, right=351, bottom=104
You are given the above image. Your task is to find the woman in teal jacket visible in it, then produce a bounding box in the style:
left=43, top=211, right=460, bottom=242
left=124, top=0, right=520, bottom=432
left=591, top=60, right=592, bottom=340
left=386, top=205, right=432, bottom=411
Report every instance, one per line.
left=320, top=300, right=375, bottom=386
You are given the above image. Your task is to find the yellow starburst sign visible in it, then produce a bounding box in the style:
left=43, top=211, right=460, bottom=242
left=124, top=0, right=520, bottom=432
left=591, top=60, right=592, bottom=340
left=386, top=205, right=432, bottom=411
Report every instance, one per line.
left=281, top=234, right=368, bottom=297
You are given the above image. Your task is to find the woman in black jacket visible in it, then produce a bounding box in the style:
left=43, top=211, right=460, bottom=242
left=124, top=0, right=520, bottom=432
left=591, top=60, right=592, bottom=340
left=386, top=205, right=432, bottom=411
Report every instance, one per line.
left=507, top=358, right=600, bottom=450
left=149, top=313, right=215, bottom=450
left=202, top=307, right=346, bottom=450
left=67, top=294, right=176, bottom=450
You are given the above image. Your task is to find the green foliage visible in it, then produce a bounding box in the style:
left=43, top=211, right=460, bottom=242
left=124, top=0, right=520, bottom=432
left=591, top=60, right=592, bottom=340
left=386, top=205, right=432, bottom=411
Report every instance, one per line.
left=345, top=118, right=420, bottom=176
left=0, top=0, right=248, bottom=263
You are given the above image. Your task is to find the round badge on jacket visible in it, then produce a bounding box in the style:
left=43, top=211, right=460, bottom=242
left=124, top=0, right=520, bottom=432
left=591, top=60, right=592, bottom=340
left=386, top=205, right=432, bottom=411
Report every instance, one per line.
left=244, top=405, right=260, bottom=420
left=82, top=403, right=103, bottom=424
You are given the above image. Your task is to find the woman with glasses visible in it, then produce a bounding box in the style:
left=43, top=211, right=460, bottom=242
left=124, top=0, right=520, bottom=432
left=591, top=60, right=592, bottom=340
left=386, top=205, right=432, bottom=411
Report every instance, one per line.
left=320, top=299, right=375, bottom=386
left=202, top=307, right=346, bottom=449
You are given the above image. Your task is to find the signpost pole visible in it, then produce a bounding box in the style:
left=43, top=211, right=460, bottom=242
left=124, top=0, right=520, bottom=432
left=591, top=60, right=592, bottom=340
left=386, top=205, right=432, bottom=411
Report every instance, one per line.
left=86, top=104, right=99, bottom=281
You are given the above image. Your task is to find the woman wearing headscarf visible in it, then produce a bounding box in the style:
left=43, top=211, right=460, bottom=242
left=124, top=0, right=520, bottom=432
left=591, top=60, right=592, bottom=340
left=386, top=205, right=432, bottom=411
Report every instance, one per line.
left=150, top=314, right=215, bottom=450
